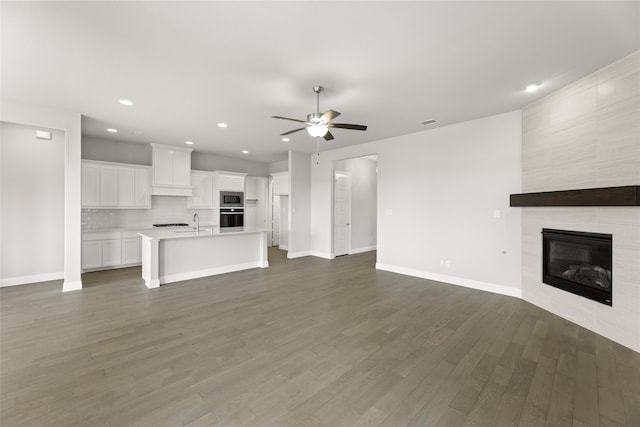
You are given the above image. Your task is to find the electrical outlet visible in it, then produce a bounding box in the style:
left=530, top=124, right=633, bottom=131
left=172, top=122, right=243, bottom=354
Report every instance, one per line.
left=445, top=260, right=451, bottom=268
left=493, top=209, right=501, bottom=218
left=440, top=260, right=445, bottom=267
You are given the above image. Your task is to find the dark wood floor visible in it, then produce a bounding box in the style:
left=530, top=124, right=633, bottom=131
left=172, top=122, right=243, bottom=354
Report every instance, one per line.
left=2, top=248, right=639, bottom=426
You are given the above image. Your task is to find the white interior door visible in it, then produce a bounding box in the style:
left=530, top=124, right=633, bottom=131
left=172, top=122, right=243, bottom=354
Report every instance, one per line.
left=279, top=195, right=289, bottom=250
left=272, top=195, right=280, bottom=246
left=334, top=171, right=351, bottom=257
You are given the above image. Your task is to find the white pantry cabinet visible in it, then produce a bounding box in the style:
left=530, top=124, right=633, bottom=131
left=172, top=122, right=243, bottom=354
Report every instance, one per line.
left=150, top=143, right=193, bottom=196
left=187, top=171, right=214, bottom=209
left=81, top=160, right=151, bottom=209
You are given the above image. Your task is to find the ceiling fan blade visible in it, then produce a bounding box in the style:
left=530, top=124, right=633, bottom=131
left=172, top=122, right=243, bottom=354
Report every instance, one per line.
left=321, top=109, right=341, bottom=122
left=329, top=123, right=368, bottom=131
left=323, top=131, right=335, bottom=141
left=272, top=115, right=307, bottom=123
left=280, top=127, right=306, bottom=136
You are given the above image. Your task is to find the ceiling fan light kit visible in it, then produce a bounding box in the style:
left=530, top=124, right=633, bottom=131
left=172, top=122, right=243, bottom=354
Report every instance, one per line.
left=272, top=85, right=367, bottom=144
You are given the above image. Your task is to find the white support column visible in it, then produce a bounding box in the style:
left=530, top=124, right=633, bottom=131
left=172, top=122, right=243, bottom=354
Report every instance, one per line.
left=141, top=236, right=160, bottom=288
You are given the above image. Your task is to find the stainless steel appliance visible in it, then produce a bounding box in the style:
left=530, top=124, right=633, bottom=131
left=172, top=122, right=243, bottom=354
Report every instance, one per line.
left=220, top=191, right=244, bottom=207
left=220, top=208, right=244, bottom=227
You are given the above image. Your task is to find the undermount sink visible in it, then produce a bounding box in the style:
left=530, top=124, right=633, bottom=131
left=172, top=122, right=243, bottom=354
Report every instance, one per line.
left=174, top=228, right=212, bottom=234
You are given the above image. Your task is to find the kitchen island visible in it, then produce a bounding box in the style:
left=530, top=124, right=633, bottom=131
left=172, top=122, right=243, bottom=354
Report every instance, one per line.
left=138, top=226, right=270, bottom=288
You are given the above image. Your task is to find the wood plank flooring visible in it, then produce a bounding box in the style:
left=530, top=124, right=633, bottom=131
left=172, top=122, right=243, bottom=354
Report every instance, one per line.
left=2, top=248, right=639, bottom=426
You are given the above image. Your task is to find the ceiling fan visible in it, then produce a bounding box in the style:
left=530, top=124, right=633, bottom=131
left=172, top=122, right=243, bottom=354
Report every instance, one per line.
left=272, top=85, right=367, bottom=141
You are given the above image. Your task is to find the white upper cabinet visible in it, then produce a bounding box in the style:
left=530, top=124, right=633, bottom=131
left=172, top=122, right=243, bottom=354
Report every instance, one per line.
left=150, top=143, right=193, bottom=196
left=271, top=172, right=289, bottom=195
left=99, top=165, right=118, bottom=207
left=134, top=167, right=151, bottom=207
left=187, top=170, right=214, bottom=209
left=245, top=176, right=261, bottom=200
left=81, top=160, right=151, bottom=209
left=217, top=172, right=246, bottom=191
left=81, top=162, right=100, bottom=207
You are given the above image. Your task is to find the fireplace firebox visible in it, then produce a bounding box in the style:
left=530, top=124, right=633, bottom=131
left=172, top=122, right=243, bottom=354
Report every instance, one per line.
left=542, top=228, right=612, bottom=306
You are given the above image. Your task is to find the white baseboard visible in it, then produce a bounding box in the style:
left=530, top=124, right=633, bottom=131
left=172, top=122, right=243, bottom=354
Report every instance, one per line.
left=349, top=245, right=377, bottom=255
left=160, top=261, right=262, bottom=285
left=309, top=251, right=333, bottom=259
left=63, top=280, right=83, bottom=292
left=375, top=263, right=522, bottom=298
left=287, top=250, right=311, bottom=259
left=1, top=272, right=64, bottom=287
left=279, top=244, right=288, bottom=250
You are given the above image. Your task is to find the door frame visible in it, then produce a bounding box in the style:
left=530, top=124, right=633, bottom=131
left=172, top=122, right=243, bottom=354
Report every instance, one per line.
left=333, top=170, right=352, bottom=257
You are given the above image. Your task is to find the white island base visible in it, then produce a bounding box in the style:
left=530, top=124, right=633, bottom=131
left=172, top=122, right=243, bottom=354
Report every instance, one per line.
left=139, top=227, right=269, bottom=288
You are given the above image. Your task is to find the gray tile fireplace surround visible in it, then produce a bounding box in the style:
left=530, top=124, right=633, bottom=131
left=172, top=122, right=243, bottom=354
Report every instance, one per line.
left=519, top=51, right=639, bottom=352
left=521, top=207, right=639, bottom=352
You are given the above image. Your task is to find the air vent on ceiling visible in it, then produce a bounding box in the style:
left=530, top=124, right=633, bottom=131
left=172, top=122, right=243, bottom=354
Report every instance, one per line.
left=420, top=119, right=437, bottom=126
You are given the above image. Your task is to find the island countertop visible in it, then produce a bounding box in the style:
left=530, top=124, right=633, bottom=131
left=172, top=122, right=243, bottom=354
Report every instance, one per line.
left=139, top=226, right=271, bottom=288
left=138, top=226, right=271, bottom=240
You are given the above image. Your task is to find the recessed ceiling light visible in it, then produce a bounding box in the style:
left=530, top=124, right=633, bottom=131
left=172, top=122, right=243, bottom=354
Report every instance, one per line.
left=119, top=99, right=134, bottom=106
left=107, top=128, right=118, bottom=133
left=525, top=83, right=541, bottom=93
left=241, top=150, right=249, bottom=154
left=217, top=123, right=228, bottom=128
left=185, top=141, right=194, bottom=145
left=282, top=137, right=290, bottom=142
left=420, top=119, right=437, bottom=126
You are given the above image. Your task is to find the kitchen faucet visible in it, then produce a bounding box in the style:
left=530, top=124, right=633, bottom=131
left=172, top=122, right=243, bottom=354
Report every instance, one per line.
left=193, top=213, right=199, bottom=233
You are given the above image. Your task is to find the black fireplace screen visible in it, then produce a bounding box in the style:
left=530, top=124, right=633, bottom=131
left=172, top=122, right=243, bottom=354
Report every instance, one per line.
left=542, top=228, right=612, bottom=306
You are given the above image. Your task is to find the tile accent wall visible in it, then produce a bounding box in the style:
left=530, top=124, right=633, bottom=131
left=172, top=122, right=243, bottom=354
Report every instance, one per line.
left=82, top=196, right=218, bottom=230
left=521, top=51, right=640, bottom=351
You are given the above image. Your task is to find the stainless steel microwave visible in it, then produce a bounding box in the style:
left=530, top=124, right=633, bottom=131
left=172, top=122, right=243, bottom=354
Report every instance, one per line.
left=220, top=191, right=244, bottom=207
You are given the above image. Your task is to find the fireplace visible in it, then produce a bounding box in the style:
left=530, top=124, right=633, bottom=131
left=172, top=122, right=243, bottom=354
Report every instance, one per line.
left=542, top=228, right=612, bottom=306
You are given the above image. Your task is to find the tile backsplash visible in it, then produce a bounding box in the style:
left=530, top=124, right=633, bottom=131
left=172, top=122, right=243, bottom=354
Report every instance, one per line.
left=82, top=196, right=218, bottom=230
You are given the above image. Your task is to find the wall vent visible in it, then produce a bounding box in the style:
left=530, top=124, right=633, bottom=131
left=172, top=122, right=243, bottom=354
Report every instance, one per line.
left=420, top=119, right=437, bottom=126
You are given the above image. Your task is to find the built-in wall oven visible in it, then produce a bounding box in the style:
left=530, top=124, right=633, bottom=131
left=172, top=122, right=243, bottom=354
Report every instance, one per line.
left=220, top=208, right=244, bottom=227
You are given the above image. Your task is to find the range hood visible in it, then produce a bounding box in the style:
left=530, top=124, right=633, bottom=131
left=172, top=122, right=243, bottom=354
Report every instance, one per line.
left=150, top=143, right=193, bottom=197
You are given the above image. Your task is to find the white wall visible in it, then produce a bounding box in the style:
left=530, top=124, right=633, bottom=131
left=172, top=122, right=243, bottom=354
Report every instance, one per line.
left=268, top=159, right=288, bottom=174
left=1, top=100, right=82, bottom=291
left=334, top=157, right=377, bottom=253
left=1, top=122, right=65, bottom=285
left=287, top=151, right=311, bottom=258
left=83, top=136, right=269, bottom=176
left=311, top=111, right=523, bottom=295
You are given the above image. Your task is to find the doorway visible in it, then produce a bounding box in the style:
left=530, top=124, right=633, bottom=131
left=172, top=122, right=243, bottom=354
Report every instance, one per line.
left=332, top=155, right=378, bottom=258
left=334, top=171, right=351, bottom=256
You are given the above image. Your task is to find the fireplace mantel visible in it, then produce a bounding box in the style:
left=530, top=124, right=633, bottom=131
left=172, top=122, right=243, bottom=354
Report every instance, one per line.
left=510, top=186, right=640, bottom=207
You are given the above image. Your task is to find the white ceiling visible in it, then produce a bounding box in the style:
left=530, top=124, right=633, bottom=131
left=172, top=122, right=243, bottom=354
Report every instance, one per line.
left=2, top=1, right=639, bottom=163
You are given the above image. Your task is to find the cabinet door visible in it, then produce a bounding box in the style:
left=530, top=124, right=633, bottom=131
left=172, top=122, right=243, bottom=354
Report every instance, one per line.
left=220, top=174, right=245, bottom=191
left=99, top=166, right=118, bottom=207
left=121, top=237, right=141, bottom=265
left=188, top=172, right=213, bottom=209
left=153, top=148, right=174, bottom=185
left=118, top=167, right=135, bottom=207
left=81, top=163, right=100, bottom=207
left=245, top=177, right=259, bottom=200
left=102, top=239, right=122, bottom=266
left=134, top=167, right=151, bottom=207
left=81, top=241, right=102, bottom=269
left=172, top=150, right=192, bottom=186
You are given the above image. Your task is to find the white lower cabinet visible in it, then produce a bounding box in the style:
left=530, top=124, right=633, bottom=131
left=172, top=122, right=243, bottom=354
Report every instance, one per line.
left=81, top=240, right=102, bottom=269
left=102, top=239, right=122, bottom=266
left=82, top=230, right=143, bottom=271
left=121, top=236, right=142, bottom=265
